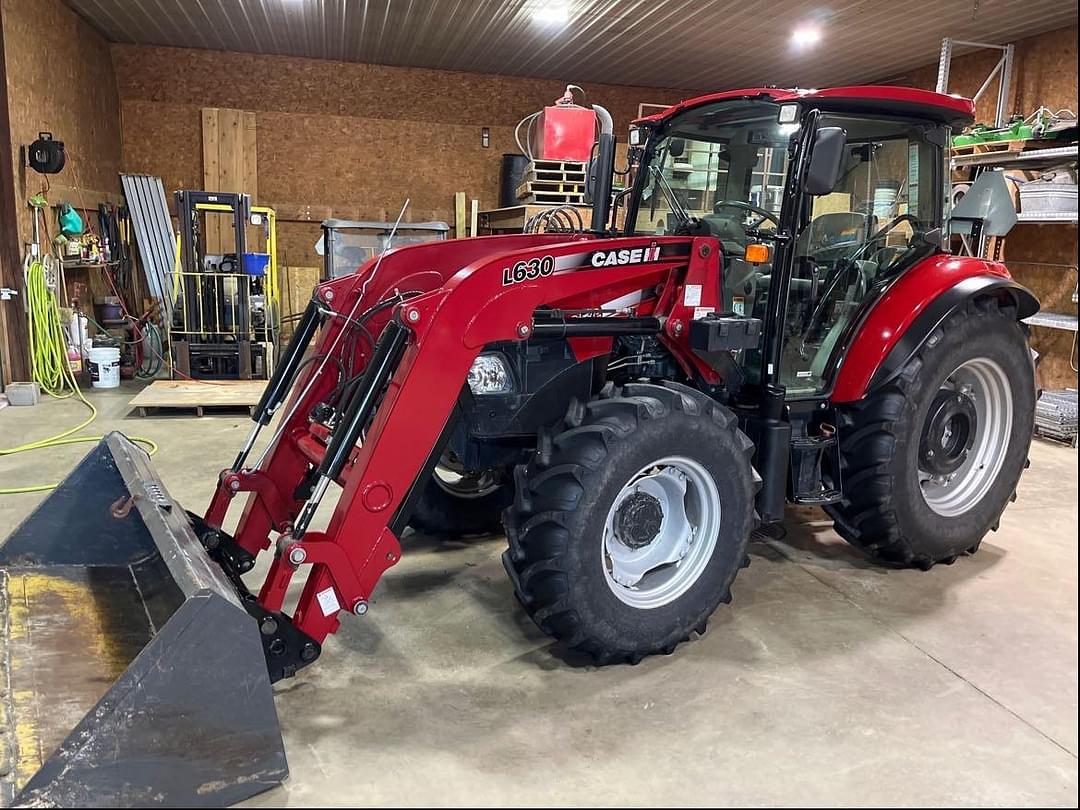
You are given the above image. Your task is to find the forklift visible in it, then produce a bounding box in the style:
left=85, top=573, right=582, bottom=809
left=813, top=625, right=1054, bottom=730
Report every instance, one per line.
left=170, top=190, right=279, bottom=379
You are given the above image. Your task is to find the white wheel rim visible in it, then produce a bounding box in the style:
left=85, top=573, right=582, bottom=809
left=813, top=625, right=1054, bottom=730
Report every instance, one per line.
left=601, top=455, right=721, bottom=610
left=919, top=357, right=1013, bottom=517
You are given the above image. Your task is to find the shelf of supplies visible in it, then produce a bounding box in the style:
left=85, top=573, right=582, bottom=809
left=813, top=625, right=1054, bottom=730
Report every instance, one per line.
left=1024, top=312, right=1079, bottom=332
left=1014, top=210, right=1078, bottom=224
left=952, top=144, right=1078, bottom=169
left=60, top=260, right=120, bottom=269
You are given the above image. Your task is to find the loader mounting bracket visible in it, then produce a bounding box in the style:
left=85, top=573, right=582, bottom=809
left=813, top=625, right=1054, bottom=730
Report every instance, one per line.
left=188, top=509, right=321, bottom=682
left=244, top=599, right=322, bottom=683
left=190, top=510, right=257, bottom=577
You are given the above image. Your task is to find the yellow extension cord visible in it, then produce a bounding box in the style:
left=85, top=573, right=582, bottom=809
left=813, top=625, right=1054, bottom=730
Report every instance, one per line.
left=0, top=256, right=158, bottom=494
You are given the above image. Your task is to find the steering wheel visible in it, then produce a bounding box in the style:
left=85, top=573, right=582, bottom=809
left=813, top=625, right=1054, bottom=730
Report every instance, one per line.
left=860, top=213, right=923, bottom=256
left=796, top=214, right=925, bottom=359
left=712, top=200, right=780, bottom=230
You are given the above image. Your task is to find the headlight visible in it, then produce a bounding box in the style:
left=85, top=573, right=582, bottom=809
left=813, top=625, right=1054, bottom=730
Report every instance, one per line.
left=467, top=353, right=514, bottom=395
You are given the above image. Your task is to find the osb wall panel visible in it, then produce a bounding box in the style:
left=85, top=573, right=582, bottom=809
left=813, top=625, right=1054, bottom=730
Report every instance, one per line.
left=277, top=222, right=323, bottom=270
left=112, top=44, right=682, bottom=267
left=2, top=0, right=121, bottom=248
left=902, top=23, right=1078, bottom=390
left=900, top=24, right=1078, bottom=124
left=111, top=45, right=681, bottom=134
left=119, top=100, right=202, bottom=192
left=256, top=111, right=517, bottom=215
left=1000, top=226, right=1078, bottom=391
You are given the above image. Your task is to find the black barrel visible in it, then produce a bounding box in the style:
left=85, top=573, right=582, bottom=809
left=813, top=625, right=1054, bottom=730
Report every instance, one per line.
left=500, top=154, right=530, bottom=208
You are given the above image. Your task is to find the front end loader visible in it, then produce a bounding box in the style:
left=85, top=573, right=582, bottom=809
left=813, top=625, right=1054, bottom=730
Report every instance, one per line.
left=1, top=87, right=1039, bottom=805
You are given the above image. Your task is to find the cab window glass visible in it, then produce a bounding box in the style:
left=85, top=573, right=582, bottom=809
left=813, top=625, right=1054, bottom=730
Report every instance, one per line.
left=780, top=115, right=944, bottom=394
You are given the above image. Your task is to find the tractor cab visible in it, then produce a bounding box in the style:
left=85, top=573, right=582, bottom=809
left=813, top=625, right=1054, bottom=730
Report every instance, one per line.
left=625, top=89, right=961, bottom=397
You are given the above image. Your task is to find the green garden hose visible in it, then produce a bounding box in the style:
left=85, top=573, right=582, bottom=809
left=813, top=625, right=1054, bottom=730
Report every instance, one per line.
left=0, top=256, right=158, bottom=494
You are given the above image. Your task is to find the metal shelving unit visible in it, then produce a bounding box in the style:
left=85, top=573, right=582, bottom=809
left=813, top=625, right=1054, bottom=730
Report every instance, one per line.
left=1015, top=210, right=1078, bottom=224
left=1024, top=312, right=1079, bottom=332
left=1008, top=263, right=1079, bottom=334
left=952, top=143, right=1078, bottom=341
left=951, top=143, right=1079, bottom=169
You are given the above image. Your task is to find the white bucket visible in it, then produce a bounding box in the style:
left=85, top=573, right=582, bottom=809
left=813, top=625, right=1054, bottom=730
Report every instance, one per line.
left=88, top=346, right=121, bottom=389
left=873, top=181, right=901, bottom=222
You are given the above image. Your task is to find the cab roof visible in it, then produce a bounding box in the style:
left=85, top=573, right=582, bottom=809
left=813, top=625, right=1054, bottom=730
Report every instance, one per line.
left=634, top=86, right=975, bottom=128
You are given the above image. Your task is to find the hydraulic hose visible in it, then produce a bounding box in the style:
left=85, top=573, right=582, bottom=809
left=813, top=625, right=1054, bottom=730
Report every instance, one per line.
left=0, top=256, right=157, bottom=495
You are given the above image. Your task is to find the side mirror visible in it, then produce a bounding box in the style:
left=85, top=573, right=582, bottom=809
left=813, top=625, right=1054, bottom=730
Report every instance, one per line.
left=668, top=137, right=685, bottom=158
left=803, top=127, right=846, bottom=196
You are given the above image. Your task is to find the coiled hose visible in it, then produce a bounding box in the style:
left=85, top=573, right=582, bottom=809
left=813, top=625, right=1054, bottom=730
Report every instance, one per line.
left=0, top=256, right=157, bottom=494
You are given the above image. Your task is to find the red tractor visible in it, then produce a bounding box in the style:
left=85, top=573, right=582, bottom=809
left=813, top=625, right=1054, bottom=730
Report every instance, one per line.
left=1, top=86, right=1038, bottom=806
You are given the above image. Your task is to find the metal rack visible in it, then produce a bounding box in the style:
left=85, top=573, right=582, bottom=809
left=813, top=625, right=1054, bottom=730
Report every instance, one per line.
left=953, top=141, right=1078, bottom=334
left=936, top=37, right=1014, bottom=128
left=1015, top=210, right=1078, bottom=224
left=951, top=144, right=1078, bottom=169
left=1006, top=262, right=1078, bottom=334
left=1035, top=389, right=1078, bottom=447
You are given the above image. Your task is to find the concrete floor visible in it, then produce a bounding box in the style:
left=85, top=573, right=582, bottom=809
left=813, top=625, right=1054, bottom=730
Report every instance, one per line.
left=1, top=382, right=1077, bottom=806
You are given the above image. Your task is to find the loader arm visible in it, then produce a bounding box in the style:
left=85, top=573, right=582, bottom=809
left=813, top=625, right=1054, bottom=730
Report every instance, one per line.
left=204, top=233, right=581, bottom=551
left=206, top=235, right=718, bottom=649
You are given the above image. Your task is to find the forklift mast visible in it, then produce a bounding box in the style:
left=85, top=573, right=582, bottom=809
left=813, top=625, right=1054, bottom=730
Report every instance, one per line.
left=171, top=190, right=271, bottom=380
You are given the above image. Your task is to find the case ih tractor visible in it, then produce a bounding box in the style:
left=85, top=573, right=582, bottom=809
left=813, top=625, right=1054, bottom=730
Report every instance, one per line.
left=1, top=86, right=1037, bottom=806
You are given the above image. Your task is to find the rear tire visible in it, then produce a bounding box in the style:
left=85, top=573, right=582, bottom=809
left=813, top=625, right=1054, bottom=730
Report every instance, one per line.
left=826, top=297, right=1035, bottom=568
left=503, top=382, right=758, bottom=664
left=408, top=466, right=511, bottom=538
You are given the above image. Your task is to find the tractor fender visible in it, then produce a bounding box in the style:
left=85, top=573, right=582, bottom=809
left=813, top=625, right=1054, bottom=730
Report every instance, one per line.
left=831, top=255, right=1039, bottom=402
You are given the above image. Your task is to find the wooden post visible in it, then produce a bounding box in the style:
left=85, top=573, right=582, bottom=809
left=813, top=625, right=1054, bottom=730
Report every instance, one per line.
left=454, top=192, right=467, bottom=239
left=470, top=199, right=479, bottom=237
left=0, top=10, right=30, bottom=383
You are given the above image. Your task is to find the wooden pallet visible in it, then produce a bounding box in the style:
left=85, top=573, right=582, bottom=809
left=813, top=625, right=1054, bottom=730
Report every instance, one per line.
left=128, top=379, right=267, bottom=417
left=529, top=158, right=587, bottom=171
left=529, top=169, right=587, bottom=183
left=515, top=178, right=585, bottom=201
left=524, top=159, right=587, bottom=184
left=520, top=191, right=587, bottom=204
left=478, top=204, right=593, bottom=233
left=951, top=139, right=1028, bottom=155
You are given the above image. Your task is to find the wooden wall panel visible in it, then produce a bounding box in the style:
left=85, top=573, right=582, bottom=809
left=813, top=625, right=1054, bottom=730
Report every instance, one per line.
left=3, top=0, right=121, bottom=247
left=2, top=0, right=122, bottom=381
left=112, top=45, right=680, bottom=134
left=276, top=222, right=322, bottom=271
left=899, top=24, right=1078, bottom=123
left=113, top=44, right=680, bottom=268
left=997, top=226, right=1078, bottom=391
left=199, top=107, right=258, bottom=253
left=120, top=100, right=202, bottom=192
left=900, top=24, right=1078, bottom=390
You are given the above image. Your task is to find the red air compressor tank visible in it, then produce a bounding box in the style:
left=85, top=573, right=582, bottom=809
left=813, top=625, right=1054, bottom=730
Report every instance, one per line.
left=527, top=85, right=597, bottom=163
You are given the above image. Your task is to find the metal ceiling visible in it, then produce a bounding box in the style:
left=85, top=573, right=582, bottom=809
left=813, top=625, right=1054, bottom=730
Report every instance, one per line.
left=65, top=0, right=1077, bottom=90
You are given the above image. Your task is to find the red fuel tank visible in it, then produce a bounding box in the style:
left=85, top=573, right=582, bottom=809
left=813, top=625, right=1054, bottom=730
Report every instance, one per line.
left=530, top=97, right=596, bottom=162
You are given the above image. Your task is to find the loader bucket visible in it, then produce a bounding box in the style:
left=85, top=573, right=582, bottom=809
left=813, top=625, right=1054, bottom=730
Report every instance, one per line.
left=0, top=432, right=287, bottom=807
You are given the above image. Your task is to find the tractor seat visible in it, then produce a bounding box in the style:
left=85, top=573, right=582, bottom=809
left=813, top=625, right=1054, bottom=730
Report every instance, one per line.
left=796, top=212, right=871, bottom=257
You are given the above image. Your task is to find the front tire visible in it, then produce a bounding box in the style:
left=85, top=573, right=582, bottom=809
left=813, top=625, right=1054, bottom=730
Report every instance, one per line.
left=407, top=464, right=511, bottom=538
left=503, top=382, right=758, bottom=664
left=826, top=297, right=1035, bottom=568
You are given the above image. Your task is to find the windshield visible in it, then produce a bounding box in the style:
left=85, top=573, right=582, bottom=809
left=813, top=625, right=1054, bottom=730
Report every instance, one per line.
left=629, top=99, right=947, bottom=398
left=631, top=99, right=797, bottom=240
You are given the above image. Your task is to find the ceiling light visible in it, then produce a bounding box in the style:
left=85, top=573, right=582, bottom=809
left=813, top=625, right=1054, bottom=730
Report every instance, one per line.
left=532, top=2, right=570, bottom=24
left=791, top=26, right=822, bottom=47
